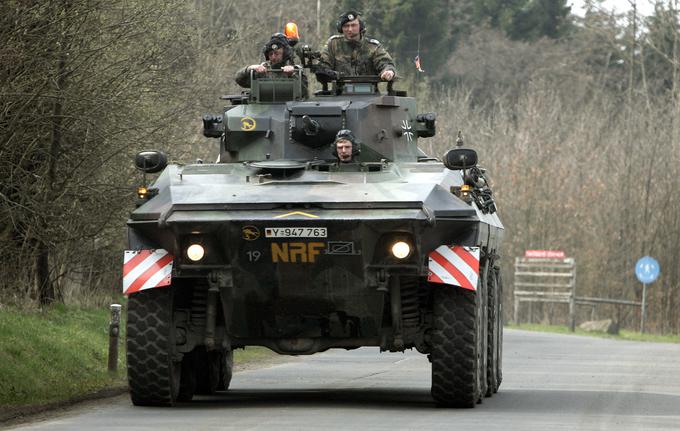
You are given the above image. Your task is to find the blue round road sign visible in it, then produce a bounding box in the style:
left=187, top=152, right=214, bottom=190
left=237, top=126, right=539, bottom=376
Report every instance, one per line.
left=635, top=256, right=660, bottom=284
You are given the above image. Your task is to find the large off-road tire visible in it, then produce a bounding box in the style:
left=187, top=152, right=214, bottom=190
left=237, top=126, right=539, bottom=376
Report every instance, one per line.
left=195, top=347, right=221, bottom=395
left=127, top=288, right=181, bottom=406
left=486, top=265, right=500, bottom=397
left=219, top=349, right=234, bottom=391
left=495, top=271, right=504, bottom=390
left=478, top=262, right=489, bottom=400
left=177, top=351, right=197, bottom=402
left=431, top=284, right=482, bottom=408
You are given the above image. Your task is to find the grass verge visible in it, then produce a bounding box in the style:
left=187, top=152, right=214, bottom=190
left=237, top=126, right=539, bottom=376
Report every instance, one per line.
left=0, top=305, right=127, bottom=410
left=508, top=323, right=680, bottom=343
left=0, top=304, right=279, bottom=416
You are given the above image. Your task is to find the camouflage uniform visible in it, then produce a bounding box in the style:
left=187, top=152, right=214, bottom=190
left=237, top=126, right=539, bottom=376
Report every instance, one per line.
left=234, top=60, right=308, bottom=97
left=319, top=35, right=396, bottom=77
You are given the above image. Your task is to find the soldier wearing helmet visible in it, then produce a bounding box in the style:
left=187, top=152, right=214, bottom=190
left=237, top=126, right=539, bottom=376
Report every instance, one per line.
left=235, top=34, right=308, bottom=96
left=332, top=129, right=361, bottom=163
left=318, top=10, right=396, bottom=81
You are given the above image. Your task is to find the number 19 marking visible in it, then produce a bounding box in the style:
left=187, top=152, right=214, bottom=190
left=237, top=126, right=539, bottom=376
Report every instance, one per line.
left=246, top=250, right=261, bottom=262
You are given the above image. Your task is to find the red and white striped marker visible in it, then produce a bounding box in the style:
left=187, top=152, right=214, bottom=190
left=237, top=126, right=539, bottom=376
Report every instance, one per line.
left=428, top=245, right=480, bottom=291
left=123, top=249, right=174, bottom=296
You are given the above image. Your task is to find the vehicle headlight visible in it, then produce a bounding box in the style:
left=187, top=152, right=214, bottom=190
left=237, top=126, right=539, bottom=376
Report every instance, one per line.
left=391, top=241, right=411, bottom=259
left=186, top=244, right=205, bottom=262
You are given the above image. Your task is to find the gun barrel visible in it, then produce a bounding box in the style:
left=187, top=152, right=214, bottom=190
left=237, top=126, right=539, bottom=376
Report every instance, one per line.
left=302, top=115, right=320, bottom=136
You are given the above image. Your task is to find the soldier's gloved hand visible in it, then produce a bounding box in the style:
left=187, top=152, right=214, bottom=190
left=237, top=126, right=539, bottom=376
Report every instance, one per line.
left=315, top=69, right=339, bottom=83
left=380, top=69, right=395, bottom=81
left=248, top=64, right=267, bottom=74
left=282, top=65, right=295, bottom=75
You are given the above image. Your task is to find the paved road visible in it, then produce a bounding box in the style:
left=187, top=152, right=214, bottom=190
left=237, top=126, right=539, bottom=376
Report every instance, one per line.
left=6, top=329, right=680, bottom=431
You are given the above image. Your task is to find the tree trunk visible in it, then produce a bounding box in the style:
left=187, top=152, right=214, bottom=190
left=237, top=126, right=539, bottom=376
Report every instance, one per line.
left=36, top=239, right=54, bottom=305
left=37, top=17, right=68, bottom=305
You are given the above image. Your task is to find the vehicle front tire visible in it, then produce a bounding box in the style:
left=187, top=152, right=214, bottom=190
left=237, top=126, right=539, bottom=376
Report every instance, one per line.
left=127, top=288, right=182, bottom=406
left=494, top=270, right=504, bottom=391
left=195, top=347, right=221, bottom=395
left=430, top=283, right=482, bottom=408
left=219, top=349, right=234, bottom=391
left=486, top=264, right=500, bottom=396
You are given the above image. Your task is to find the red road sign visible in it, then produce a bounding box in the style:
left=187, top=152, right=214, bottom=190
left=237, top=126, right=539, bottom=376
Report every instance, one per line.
left=524, top=250, right=566, bottom=259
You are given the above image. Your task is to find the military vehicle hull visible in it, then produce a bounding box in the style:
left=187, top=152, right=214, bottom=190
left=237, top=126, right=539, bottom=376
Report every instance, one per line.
left=125, top=76, right=504, bottom=408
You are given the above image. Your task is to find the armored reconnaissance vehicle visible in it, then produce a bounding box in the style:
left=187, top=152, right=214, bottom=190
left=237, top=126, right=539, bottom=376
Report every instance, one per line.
left=124, top=67, right=504, bottom=408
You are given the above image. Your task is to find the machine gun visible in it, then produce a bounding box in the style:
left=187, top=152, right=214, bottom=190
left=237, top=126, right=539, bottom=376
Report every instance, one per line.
left=296, top=44, right=337, bottom=93
left=298, top=44, right=322, bottom=70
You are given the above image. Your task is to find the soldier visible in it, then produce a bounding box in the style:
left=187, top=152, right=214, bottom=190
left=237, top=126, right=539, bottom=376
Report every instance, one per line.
left=319, top=10, right=396, bottom=81
left=235, top=35, right=308, bottom=96
left=332, top=129, right=360, bottom=163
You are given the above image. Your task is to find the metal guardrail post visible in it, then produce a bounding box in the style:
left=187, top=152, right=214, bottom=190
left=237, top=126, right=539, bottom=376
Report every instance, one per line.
left=569, top=294, right=576, bottom=332
left=569, top=264, right=576, bottom=332
left=640, top=283, right=648, bottom=334
left=108, top=304, right=122, bottom=374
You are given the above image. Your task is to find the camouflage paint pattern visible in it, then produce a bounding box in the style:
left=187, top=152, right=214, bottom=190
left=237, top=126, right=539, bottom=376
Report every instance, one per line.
left=319, top=35, right=396, bottom=77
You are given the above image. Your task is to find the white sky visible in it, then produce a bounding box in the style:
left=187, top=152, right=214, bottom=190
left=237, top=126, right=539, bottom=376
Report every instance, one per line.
left=569, top=0, right=657, bottom=16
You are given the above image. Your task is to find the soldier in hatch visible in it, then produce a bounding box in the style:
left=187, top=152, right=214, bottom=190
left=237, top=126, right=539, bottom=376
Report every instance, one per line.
left=332, top=129, right=360, bottom=163
left=318, top=10, right=396, bottom=81
left=235, top=34, right=308, bottom=96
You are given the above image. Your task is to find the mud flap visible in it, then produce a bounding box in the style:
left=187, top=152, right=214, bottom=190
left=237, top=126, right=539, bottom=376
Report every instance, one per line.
left=427, top=245, right=480, bottom=291
left=123, top=249, right=174, bottom=295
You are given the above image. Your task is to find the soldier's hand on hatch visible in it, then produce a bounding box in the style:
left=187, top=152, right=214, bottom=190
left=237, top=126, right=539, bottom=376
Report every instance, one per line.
left=282, top=65, right=295, bottom=75
left=248, top=64, right=267, bottom=74
left=380, top=70, right=395, bottom=81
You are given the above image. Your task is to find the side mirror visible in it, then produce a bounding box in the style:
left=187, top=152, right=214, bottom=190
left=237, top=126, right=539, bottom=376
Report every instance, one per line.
left=135, top=150, right=167, bottom=173
left=443, top=148, right=477, bottom=170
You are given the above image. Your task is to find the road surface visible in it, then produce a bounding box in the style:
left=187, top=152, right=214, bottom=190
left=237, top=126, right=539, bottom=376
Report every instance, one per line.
left=5, top=329, right=680, bottom=430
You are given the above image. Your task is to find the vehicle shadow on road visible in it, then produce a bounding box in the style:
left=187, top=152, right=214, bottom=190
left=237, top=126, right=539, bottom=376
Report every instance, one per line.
left=178, top=388, right=680, bottom=416
left=182, top=387, right=438, bottom=409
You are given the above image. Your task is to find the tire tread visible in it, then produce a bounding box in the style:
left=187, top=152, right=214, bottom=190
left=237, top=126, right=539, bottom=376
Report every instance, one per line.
left=127, top=288, right=177, bottom=406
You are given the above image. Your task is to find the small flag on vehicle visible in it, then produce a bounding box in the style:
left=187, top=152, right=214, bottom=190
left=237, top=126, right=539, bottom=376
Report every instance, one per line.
left=414, top=55, right=424, bottom=72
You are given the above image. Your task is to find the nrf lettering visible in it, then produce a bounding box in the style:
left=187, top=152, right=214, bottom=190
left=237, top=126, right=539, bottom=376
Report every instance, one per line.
left=271, top=242, right=325, bottom=263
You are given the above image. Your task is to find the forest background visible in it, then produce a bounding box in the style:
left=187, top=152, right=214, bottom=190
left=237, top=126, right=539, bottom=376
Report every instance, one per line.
left=1, top=0, right=679, bottom=334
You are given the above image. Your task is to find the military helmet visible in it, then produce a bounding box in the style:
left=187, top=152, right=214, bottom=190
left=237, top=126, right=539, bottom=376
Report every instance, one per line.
left=262, top=34, right=293, bottom=63
left=334, top=129, right=357, bottom=144
left=269, top=32, right=288, bottom=46
left=336, top=10, right=365, bottom=33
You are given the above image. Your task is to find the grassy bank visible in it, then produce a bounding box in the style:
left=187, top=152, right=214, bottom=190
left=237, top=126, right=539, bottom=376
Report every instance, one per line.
left=0, top=304, right=277, bottom=412
left=0, top=305, right=126, bottom=409
left=508, top=323, right=680, bottom=343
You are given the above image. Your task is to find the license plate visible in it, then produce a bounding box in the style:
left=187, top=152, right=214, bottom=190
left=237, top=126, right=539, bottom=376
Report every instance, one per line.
left=264, top=227, right=327, bottom=238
